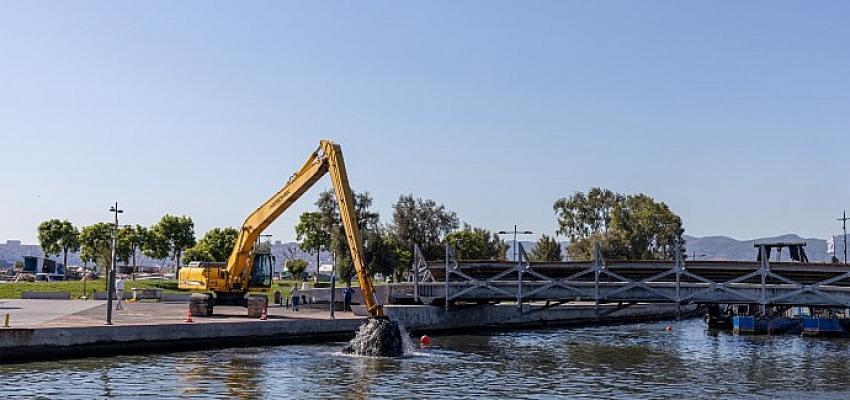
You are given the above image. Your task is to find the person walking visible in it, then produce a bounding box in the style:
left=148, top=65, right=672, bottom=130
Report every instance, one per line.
left=291, top=285, right=300, bottom=311
left=343, top=285, right=353, bottom=312
left=115, top=275, right=125, bottom=310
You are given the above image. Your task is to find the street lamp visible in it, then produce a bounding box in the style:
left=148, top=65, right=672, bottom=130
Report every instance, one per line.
left=838, top=210, right=849, bottom=264
left=106, top=202, right=123, bottom=326
left=692, top=252, right=707, bottom=261
left=497, top=225, right=534, bottom=262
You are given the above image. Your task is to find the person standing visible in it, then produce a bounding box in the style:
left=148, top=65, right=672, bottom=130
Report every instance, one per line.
left=343, top=285, right=353, bottom=312
left=115, top=275, right=125, bottom=310
left=291, top=285, right=300, bottom=311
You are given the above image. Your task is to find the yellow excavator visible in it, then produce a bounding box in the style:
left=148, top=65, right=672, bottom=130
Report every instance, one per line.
left=178, top=140, right=383, bottom=318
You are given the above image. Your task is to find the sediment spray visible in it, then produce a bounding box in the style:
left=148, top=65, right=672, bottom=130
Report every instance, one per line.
left=342, top=317, right=407, bottom=357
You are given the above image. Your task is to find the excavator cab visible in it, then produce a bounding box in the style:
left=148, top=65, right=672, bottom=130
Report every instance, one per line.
left=249, top=242, right=273, bottom=289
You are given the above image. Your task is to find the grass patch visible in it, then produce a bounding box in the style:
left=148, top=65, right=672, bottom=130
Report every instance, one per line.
left=0, top=278, right=188, bottom=299
left=0, top=277, right=359, bottom=300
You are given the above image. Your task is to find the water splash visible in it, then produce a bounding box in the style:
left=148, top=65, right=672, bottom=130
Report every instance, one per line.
left=398, top=322, right=416, bottom=356
left=342, top=317, right=405, bottom=357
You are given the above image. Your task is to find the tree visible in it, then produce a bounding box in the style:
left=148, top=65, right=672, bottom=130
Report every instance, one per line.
left=142, top=230, right=170, bottom=268
left=201, top=227, right=238, bottom=262
left=151, top=214, right=196, bottom=272
left=363, top=224, right=396, bottom=279
left=315, top=189, right=382, bottom=284
left=553, top=188, right=622, bottom=240
left=444, top=225, right=507, bottom=261
left=286, top=258, right=309, bottom=281
left=609, top=193, right=685, bottom=260
left=182, top=246, right=214, bottom=263
left=296, top=211, right=331, bottom=279
left=388, top=194, right=459, bottom=261
left=183, top=227, right=238, bottom=264
left=529, top=234, right=562, bottom=261
left=116, top=225, right=148, bottom=274
left=554, top=188, right=684, bottom=260
left=37, top=219, right=80, bottom=269
left=79, top=223, right=114, bottom=273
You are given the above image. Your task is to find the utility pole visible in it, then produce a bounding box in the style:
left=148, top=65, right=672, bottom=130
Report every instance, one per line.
left=839, top=210, right=849, bottom=264
left=106, top=202, right=123, bottom=325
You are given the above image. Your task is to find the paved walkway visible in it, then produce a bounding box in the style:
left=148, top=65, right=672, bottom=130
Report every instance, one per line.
left=0, top=300, right=361, bottom=329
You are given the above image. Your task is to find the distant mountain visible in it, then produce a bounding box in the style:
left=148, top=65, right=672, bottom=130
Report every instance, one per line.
left=684, top=234, right=829, bottom=262
left=510, top=234, right=832, bottom=262
left=0, top=233, right=838, bottom=269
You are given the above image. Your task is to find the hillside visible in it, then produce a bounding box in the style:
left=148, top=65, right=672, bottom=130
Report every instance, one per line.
left=684, top=234, right=829, bottom=262
left=0, top=233, right=840, bottom=269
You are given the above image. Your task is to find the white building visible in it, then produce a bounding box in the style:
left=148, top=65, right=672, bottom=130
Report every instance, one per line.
left=828, top=234, right=849, bottom=262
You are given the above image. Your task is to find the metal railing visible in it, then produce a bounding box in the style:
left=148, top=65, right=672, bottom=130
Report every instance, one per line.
left=412, top=241, right=850, bottom=314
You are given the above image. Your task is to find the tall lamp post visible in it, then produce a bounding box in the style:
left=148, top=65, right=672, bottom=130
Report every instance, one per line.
left=692, top=252, right=707, bottom=261
left=838, top=210, right=849, bottom=264
left=497, top=225, right=534, bottom=262
left=106, top=202, right=123, bottom=326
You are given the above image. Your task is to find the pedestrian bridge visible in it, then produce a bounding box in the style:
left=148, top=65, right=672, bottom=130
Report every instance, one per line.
left=390, top=244, right=850, bottom=312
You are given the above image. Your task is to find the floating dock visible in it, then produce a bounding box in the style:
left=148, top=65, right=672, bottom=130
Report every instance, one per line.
left=732, top=315, right=849, bottom=336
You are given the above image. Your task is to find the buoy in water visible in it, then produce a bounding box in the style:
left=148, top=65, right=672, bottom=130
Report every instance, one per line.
left=420, top=335, right=431, bottom=347
left=664, top=325, right=672, bottom=332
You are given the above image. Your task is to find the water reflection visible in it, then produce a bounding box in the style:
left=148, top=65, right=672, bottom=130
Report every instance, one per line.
left=2, top=320, right=850, bottom=399
left=174, top=352, right=265, bottom=399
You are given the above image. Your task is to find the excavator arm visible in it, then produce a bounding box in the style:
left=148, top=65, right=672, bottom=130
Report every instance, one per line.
left=324, top=141, right=384, bottom=317
left=181, top=140, right=383, bottom=317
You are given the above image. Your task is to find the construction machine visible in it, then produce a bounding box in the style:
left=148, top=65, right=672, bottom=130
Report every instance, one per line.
left=178, top=140, right=383, bottom=318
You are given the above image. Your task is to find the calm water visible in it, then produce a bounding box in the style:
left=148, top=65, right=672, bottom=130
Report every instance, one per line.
left=3, top=319, right=850, bottom=399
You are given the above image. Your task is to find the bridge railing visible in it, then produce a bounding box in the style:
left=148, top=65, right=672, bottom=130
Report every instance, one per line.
left=424, top=241, right=850, bottom=314
left=410, top=244, right=435, bottom=303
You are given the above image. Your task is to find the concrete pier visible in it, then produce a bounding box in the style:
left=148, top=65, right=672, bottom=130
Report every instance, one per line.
left=0, top=299, right=695, bottom=363
left=0, top=300, right=363, bottom=363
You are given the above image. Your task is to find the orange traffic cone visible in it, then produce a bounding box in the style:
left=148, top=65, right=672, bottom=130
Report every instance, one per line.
left=260, top=307, right=268, bottom=321
left=185, top=308, right=194, bottom=323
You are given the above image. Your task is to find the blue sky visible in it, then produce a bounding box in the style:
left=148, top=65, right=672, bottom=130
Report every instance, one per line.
left=2, top=2, right=849, bottom=244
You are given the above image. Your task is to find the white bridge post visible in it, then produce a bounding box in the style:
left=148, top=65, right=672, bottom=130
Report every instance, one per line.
left=517, top=243, right=524, bottom=313
left=445, top=244, right=450, bottom=312
left=594, top=242, right=601, bottom=316
left=759, top=244, right=768, bottom=316
left=675, top=241, right=682, bottom=320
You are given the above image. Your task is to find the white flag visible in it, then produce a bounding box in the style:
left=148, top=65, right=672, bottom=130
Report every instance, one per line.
left=827, top=237, right=835, bottom=256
